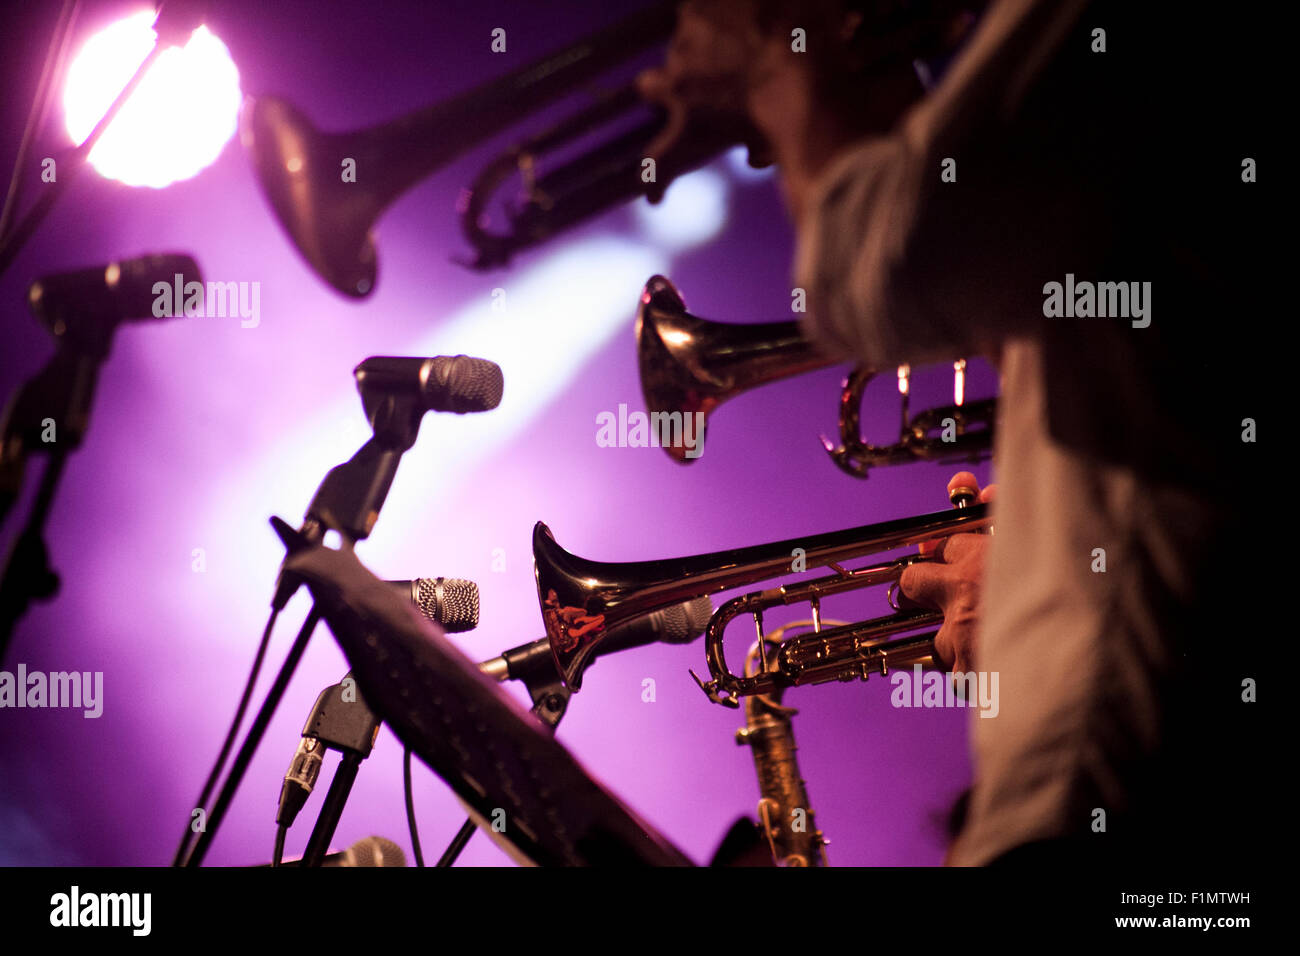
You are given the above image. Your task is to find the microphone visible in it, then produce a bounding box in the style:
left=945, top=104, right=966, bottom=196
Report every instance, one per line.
left=480, top=596, right=713, bottom=684
left=260, top=835, right=406, bottom=867
left=354, top=356, right=504, bottom=415
left=389, top=577, right=479, bottom=633
left=27, top=253, right=202, bottom=336
left=269, top=353, right=502, bottom=608
left=598, top=596, right=714, bottom=655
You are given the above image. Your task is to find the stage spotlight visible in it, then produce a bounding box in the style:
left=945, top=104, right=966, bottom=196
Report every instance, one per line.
left=63, top=10, right=240, bottom=188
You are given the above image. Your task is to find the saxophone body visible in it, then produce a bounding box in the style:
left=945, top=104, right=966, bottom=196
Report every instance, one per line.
left=735, top=640, right=827, bottom=866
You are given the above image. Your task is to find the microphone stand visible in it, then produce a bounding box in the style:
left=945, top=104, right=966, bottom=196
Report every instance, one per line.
left=0, top=452, right=69, bottom=657
left=184, top=606, right=323, bottom=867
left=0, top=334, right=111, bottom=661
left=183, top=379, right=438, bottom=866
left=297, top=672, right=381, bottom=868
left=435, top=656, right=575, bottom=866
left=514, top=640, right=574, bottom=732
left=272, top=384, right=431, bottom=610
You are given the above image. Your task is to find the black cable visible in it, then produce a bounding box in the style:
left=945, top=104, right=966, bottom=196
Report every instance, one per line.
left=0, top=0, right=79, bottom=241
left=437, top=819, right=477, bottom=868
left=171, top=607, right=280, bottom=866
left=184, top=607, right=322, bottom=867
left=403, top=746, right=425, bottom=867
left=272, top=823, right=287, bottom=868
left=0, top=37, right=165, bottom=277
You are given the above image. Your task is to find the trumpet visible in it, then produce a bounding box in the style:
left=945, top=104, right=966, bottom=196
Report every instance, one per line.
left=243, top=3, right=983, bottom=294
left=636, top=274, right=996, bottom=477
left=241, top=3, right=689, bottom=295
left=533, top=482, right=990, bottom=700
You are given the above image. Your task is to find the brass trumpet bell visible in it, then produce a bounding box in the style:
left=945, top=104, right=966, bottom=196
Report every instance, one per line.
left=635, top=275, right=995, bottom=476
left=241, top=96, right=380, bottom=298
left=636, top=275, right=833, bottom=463
left=240, top=4, right=681, bottom=296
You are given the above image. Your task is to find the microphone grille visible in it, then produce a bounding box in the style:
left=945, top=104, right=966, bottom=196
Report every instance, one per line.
left=348, top=836, right=406, bottom=867
left=426, top=355, right=504, bottom=413
left=414, top=577, right=480, bottom=632
left=657, top=596, right=715, bottom=644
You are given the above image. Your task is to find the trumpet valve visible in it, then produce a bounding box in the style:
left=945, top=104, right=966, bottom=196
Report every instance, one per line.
left=947, top=471, right=980, bottom=508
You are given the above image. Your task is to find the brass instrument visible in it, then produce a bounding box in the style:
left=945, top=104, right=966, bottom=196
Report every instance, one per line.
left=240, top=3, right=688, bottom=295
left=456, top=2, right=980, bottom=273
left=533, top=484, right=988, bottom=698
left=242, top=4, right=984, bottom=294
left=458, top=85, right=724, bottom=271
left=636, top=274, right=996, bottom=477
left=737, top=626, right=830, bottom=867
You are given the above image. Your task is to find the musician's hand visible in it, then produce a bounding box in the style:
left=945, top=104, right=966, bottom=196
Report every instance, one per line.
left=898, top=473, right=994, bottom=674
left=636, top=1, right=928, bottom=218
left=634, top=1, right=771, bottom=201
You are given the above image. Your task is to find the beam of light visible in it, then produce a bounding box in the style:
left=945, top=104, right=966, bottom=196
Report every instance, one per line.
left=632, top=167, right=729, bottom=253
left=388, top=238, right=670, bottom=503
left=206, top=237, right=670, bottom=620
left=63, top=10, right=240, bottom=188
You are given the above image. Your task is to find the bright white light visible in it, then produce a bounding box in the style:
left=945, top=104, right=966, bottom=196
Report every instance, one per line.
left=725, top=145, right=775, bottom=182
left=392, top=238, right=671, bottom=500
left=633, top=167, right=729, bottom=253
left=64, top=10, right=240, bottom=187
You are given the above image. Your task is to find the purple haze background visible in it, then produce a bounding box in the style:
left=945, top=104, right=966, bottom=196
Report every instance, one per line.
left=0, top=0, right=993, bottom=866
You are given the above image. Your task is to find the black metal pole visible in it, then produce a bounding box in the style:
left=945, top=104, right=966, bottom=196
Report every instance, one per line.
left=300, top=751, right=364, bottom=867
left=184, top=606, right=322, bottom=866
left=0, top=451, right=69, bottom=660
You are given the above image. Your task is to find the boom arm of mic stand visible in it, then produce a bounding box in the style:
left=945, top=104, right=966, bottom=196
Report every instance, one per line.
left=436, top=662, right=572, bottom=867
left=284, top=543, right=691, bottom=866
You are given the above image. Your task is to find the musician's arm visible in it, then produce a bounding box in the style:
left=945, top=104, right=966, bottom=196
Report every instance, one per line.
left=789, top=0, right=1090, bottom=367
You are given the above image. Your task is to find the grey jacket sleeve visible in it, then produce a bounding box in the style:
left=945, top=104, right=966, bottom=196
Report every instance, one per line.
left=793, top=0, right=1091, bottom=368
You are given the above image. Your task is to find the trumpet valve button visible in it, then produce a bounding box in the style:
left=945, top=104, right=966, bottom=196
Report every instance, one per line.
left=947, top=471, right=979, bottom=508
